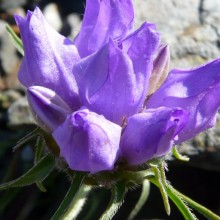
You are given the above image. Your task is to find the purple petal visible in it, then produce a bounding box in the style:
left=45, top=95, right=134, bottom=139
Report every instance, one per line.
left=120, top=107, right=189, bottom=165
left=74, top=0, right=134, bottom=57
left=14, top=7, right=80, bottom=110
left=73, top=39, right=136, bottom=125
left=52, top=108, right=121, bottom=173
left=146, top=59, right=220, bottom=143
left=27, top=86, right=71, bottom=132
left=121, top=22, right=160, bottom=107
left=73, top=24, right=159, bottom=125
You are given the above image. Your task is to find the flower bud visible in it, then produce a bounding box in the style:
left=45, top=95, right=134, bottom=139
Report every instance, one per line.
left=27, top=86, right=71, bottom=132
left=148, top=44, right=170, bottom=95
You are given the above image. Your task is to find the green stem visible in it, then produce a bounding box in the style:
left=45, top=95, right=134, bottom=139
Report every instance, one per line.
left=173, top=188, right=220, bottom=220
left=127, top=179, right=150, bottom=220
left=99, top=181, right=126, bottom=220
left=166, top=184, right=197, bottom=220
left=152, top=166, right=170, bottom=215
left=51, top=172, right=87, bottom=220
left=150, top=177, right=197, bottom=220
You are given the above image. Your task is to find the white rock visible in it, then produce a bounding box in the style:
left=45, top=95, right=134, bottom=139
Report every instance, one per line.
left=43, top=3, right=62, bottom=32
left=0, top=20, right=20, bottom=75
left=66, top=13, right=82, bottom=39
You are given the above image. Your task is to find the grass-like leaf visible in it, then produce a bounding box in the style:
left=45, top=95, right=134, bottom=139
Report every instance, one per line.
left=13, top=127, right=40, bottom=151
left=6, top=24, right=24, bottom=56
left=0, top=154, right=55, bottom=190
left=34, top=137, right=47, bottom=192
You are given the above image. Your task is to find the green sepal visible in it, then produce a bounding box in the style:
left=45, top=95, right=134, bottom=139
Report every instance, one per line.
left=6, top=24, right=24, bottom=56
left=51, top=171, right=87, bottom=220
left=0, top=154, right=55, bottom=190
left=172, top=146, right=189, bottom=162
left=99, top=181, right=127, bottom=220
left=89, top=169, right=154, bottom=187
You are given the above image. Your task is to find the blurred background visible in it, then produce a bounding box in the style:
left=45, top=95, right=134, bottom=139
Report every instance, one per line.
left=0, top=0, right=220, bottom=219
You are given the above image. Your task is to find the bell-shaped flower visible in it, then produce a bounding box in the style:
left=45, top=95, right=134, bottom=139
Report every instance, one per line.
left=120, top=107, right=189, bottom=165
left=15, top=0, right=220, bottom=172
left=14, top=7, right=81, bottom=110
left=52, top=108, right=121, bottom=173
left=27, top=86, right=71, bottom=132
left=74, top=0, right=134, bottom=58
left=73, top=23, right=159, bottom=125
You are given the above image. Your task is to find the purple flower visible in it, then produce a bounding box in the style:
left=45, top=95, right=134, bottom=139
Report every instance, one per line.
left=15, top=0, right=220, bottom=172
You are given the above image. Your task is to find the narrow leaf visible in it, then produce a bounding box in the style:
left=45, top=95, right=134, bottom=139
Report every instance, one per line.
left=36, top=181, right=47, bottom=192
left=51, top=172, right=87, bottom=220
left=99, top=181, right=126, bottom=220
left=0, top=154, right=55, bottom=190
left=173, top=188, right=220, bottom=220
left=13, top=127, right=40, bottom=151
left=127, top=179, right=150, bottom=220
left=34, top=137, right=47, bottom=192
left=6, top=24, right=24, bottom=56
left=34, top=136, right=44, bottom=164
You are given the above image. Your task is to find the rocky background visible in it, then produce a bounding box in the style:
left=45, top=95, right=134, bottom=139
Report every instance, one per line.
left=0, top=0, right=220, bottom=219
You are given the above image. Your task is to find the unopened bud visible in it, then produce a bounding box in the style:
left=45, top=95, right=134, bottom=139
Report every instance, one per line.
left=27, top=86, right=71, bottom=132
left=148, top=44, right=170, bottom=95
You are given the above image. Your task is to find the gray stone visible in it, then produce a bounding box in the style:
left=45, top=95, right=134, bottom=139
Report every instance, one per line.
left=0, top=0, right=26, bottom=10
left=43, top=3, right=62, bottom=32
left=7, top=97, right=35, bottom=129
left=0, top=20, right=20, bottom=75
left=66, top=13, right=81, bottom=40
left=0, top=19, right=21, bottom=90
left=0, top=89, right=22, bottom=110
left=133, top=0, right=220, bottom=68
left=133, top=0, right=220, bottom=170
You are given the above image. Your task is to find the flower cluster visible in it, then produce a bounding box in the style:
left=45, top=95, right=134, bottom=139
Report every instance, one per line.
left=15, top=0, right=220, bottom=173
